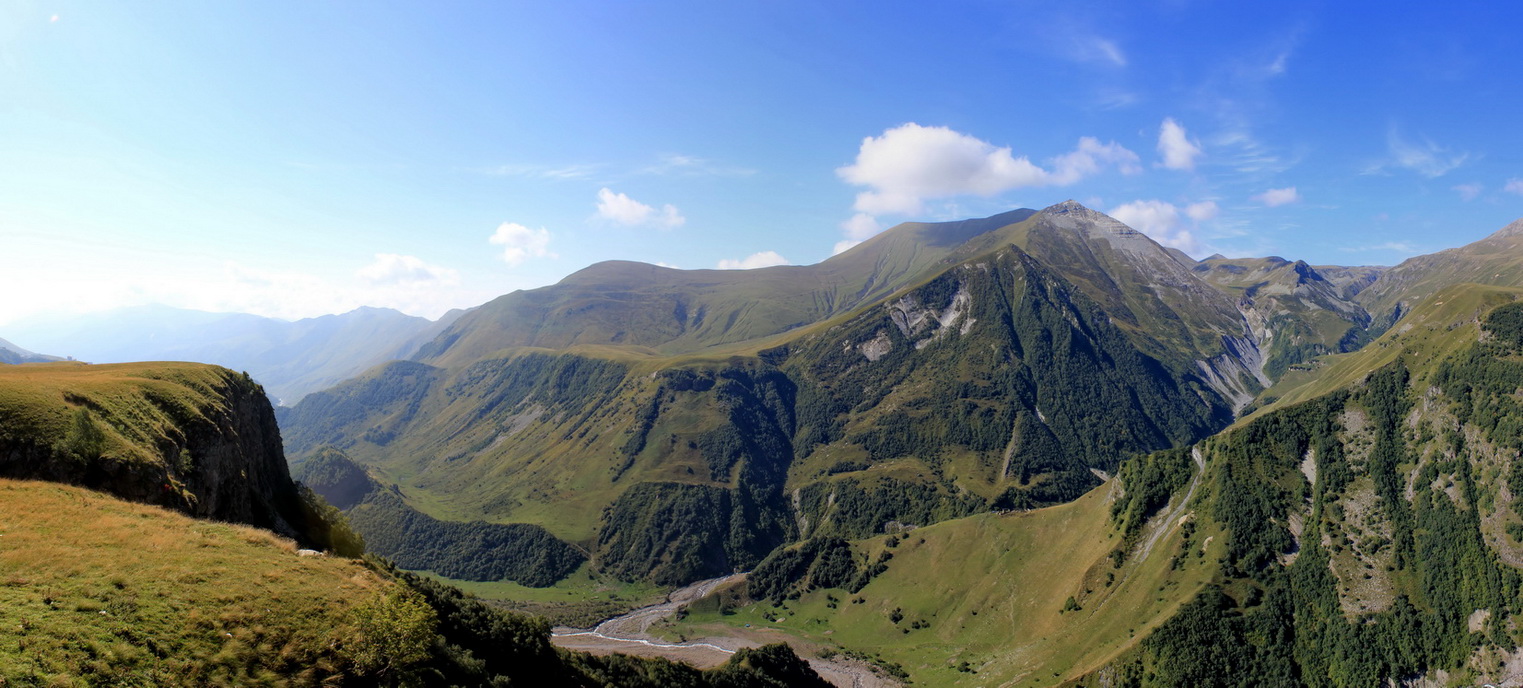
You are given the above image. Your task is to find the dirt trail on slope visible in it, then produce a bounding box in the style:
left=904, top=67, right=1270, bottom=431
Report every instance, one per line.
left=551, top=572, right=900, bottom=686
left=1134, top=446, right=1205, bottom=564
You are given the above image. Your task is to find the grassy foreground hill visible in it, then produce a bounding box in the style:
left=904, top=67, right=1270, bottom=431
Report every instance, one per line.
left=0, top=479, right=833, bottom=687
left=0, top=479, right=384, bottom=684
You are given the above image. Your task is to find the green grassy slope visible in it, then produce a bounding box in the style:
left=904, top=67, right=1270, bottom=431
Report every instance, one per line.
left=657, top=284, right=1523, bottom=687
left=1248, top=283, right=1523, bottom=419
left=0, top=478, right=386, bottom=684
left=661, top=481, right=1219, bottom=686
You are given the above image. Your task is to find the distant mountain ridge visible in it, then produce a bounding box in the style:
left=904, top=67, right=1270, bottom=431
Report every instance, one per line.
left=0, top=336, right=63, bottom=364
left=1357, top=217, right=1523, bottom=320
left=5, top=304, right=460, bottom=404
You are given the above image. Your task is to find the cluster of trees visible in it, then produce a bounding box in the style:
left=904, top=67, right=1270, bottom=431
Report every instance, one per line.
left=1109, top=446, right=1195, bottom=544
left=797, top=476, right=984, bottom=540
left=746, top=537, right=889, bottom=603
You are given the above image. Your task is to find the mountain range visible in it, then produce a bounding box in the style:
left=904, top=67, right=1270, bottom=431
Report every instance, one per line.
left=13, top=199, right=1523, bottom=685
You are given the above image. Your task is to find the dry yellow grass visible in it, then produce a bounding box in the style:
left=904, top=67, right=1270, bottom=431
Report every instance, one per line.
left=0, top=478, right=389, bottom=686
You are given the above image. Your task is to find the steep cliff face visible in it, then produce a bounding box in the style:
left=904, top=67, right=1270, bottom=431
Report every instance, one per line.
left=0, top=362, right=305, bottom=537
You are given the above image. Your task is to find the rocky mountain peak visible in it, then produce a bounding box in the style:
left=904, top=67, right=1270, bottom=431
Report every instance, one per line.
left=1489, top=217, right=1523, bottom=239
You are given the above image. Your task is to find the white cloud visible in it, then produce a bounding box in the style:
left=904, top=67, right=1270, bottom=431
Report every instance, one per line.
left=1157, top=118, right=1203, bottom=171
left=1366, top=128, right=1469, bottom=178
left=838, top=124, right=1047, bottom=216
left=1184, top=201, right=1219, bottom=221
left=595, top=188, right=685, bottom=228
left=1047, top=137, right=1141, bottom=185
left=1506, top=179, right=1523, bottom=196
left=717, top=251, right=789, bottom=270
left=489, top=222, right=554, bottom=266
left=837, top=123, right=1138, bottom=218
left=833, top=240, right=863, bottom=255
left=1108, top=200, right=1200, bottom=254
left=357, top=254, right=459, bottom=286
left=1454, top=183, right=1483, bottom=201
left=841, top=213, right=882, bottom=241
left=1252, top=187, right=1300, bottom=207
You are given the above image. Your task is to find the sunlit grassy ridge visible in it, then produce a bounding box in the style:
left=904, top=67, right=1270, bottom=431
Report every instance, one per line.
left=0, top=479, right=382, bottom=685
left=0, top=360, right=316, bottom=541
left=0, top=361, right=244, bottom=469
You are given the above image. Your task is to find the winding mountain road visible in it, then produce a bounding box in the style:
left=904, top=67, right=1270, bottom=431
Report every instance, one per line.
left=550, top=572, right=899, bottom=686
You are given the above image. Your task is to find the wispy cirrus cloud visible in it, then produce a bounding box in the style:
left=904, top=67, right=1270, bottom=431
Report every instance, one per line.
left=1068, top=35, right=1127, bottom=67
left=1363, top=127, right=1470, bottom=178
left=638, top=154, right=755, bottom=177
left=1341, top=241, right=1422, bottom=255
left=481, top=163, right=604, bottom=180
left=1454, top=183, right=1483, bottom=201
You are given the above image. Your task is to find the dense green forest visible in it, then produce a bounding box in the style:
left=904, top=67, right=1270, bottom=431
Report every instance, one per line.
left=1089, top=301, right=1523, bottom=686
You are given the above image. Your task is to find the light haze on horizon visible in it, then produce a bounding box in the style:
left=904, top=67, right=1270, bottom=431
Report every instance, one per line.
left=4, top=1, right=1523, bottom=325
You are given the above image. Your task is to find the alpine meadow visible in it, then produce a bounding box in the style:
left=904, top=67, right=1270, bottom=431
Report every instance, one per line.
left=8, top=3, right=1523, bottom=686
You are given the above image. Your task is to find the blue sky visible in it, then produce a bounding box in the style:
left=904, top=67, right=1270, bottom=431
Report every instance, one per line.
left=4, top=1, right=1523, bottom=324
